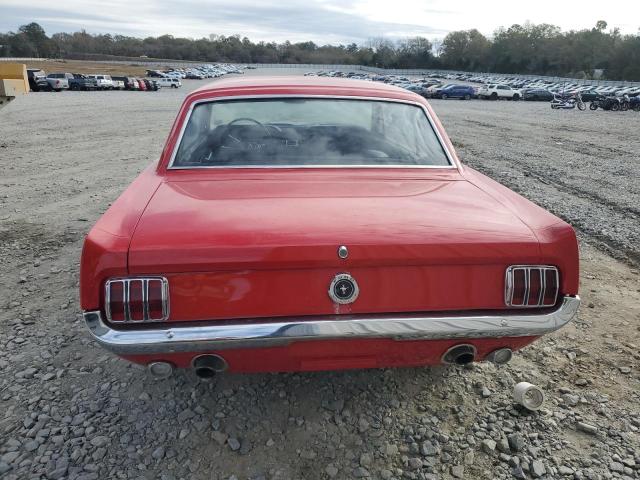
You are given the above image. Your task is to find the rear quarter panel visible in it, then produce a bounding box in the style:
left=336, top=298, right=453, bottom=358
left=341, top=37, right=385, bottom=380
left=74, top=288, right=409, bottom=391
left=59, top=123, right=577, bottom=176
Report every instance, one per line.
left=80, top=165, right=163, bottom=310
left=463, top=167, right=579, bottom=295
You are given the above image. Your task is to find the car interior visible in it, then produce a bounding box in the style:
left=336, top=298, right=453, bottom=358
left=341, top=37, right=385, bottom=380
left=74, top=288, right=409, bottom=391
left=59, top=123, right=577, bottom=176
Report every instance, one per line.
left=177, top=120, right=439, bottom=166
left=172, top=99, right=452, bottom=167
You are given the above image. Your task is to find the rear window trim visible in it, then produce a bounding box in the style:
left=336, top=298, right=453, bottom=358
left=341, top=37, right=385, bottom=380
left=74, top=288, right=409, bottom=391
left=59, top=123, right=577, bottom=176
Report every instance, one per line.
left=166, top=95, right=458, bottom=170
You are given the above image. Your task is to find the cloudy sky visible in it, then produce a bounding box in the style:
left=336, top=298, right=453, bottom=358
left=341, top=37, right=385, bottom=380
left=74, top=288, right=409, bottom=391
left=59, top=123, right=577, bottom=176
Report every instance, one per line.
left=1, top=0, right=638, bottom=43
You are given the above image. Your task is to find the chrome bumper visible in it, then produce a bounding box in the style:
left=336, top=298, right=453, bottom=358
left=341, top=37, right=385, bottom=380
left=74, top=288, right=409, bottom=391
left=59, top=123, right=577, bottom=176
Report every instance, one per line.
left=84, top=296, right=580, bottom=355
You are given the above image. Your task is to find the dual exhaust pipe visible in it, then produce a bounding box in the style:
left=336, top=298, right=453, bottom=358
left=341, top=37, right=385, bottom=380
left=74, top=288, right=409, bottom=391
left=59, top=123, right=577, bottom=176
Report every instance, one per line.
left=442, top=344, right=513, bottom=365
left=148, top=346, right=511, bottom=378
left=147, top=354, right=228, bottom=379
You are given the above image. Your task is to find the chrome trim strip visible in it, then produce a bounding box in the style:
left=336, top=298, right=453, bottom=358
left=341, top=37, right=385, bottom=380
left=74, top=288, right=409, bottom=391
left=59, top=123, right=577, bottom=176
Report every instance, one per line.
left=105, top=279, right=113, bottom=322
left=166, top=94, right=459, bottom=170
left=169, top=164, right=458, bottom=170
left=161, top=279, right=170, bottom=320
left=84, top=296, right=580, bottom=355
left=124, top=279, right=131, bottom=322
left=142, top=279, right=149, bottom=321
left=546, top=268, right=560, bottom=306
left=523, top=267, right=530, bottom=305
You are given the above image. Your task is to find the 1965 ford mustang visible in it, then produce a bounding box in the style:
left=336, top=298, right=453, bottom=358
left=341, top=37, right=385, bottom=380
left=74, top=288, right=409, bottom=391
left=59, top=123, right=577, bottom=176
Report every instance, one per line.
left=80, top=76, right=580, bottom=379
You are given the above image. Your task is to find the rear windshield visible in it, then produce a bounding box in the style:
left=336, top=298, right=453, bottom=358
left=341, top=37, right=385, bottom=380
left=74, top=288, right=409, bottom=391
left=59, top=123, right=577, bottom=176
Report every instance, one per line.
left=171, top=98, right=451, bottom=168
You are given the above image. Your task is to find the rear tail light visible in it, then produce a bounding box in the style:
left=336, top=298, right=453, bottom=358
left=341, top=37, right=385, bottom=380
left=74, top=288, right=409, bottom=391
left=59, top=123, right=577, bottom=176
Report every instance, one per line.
left=105, top=277, right=169, bottom=322
left=505, top=266, right=558, bottom=307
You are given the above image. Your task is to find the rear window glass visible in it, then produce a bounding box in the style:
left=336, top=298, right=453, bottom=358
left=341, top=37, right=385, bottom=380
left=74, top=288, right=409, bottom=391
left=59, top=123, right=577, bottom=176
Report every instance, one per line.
left=171, top=98, right=451, bottom=168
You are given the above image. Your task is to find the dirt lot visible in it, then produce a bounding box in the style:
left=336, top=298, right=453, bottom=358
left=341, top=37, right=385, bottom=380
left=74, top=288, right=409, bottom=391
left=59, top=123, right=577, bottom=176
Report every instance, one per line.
left=0, top=77, right=639, bottom=480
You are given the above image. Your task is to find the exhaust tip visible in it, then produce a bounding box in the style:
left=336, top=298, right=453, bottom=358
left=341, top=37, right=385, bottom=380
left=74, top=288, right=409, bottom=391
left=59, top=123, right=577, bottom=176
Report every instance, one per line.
left=442, top=344, right=476, bottom=365
left=148, top=361, right=174, bottom=379
left=486, top=348, right=513, bottom=365
left=192, top=354, right=228, bottom=379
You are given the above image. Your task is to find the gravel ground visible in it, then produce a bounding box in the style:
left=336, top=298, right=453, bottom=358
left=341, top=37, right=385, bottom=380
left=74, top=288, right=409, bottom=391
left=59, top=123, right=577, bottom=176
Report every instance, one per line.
left=0, top=78, right=639, bottom=480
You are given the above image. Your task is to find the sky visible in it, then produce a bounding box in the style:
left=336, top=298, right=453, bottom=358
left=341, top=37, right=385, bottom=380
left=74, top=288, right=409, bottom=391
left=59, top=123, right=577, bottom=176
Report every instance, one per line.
left=1, top=0, right=638, bottom=44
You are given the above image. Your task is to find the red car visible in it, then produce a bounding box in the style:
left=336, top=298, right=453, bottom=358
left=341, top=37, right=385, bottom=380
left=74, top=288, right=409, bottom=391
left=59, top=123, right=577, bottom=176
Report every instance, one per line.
left=80, top=76, right=580, bottom=379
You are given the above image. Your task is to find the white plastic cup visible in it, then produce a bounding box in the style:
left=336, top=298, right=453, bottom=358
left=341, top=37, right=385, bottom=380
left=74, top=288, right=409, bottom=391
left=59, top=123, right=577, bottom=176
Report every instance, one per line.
left=514, top=382, right=545, bottom=411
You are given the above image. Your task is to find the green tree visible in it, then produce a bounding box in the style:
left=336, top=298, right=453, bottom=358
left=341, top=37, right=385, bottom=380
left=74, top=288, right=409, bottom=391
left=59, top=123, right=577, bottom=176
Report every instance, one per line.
left=440, top=29, right=489, bottom=71
left=14, top=22, right=56, bottom=57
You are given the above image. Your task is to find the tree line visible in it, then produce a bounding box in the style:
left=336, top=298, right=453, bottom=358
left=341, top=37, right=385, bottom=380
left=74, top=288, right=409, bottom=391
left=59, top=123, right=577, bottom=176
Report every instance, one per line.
left=1, top=21, right=639, bottom=81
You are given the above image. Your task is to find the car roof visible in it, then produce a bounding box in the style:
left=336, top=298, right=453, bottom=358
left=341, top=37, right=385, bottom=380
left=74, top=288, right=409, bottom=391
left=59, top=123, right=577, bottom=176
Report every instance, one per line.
left=190, top=75, right=416, bottom=100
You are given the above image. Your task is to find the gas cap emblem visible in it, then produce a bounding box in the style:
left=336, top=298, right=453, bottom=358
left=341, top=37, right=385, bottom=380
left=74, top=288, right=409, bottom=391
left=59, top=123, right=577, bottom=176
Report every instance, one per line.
left=329, top=273, right=359, bottom=304
left=337, top=245, right=348, bottom=259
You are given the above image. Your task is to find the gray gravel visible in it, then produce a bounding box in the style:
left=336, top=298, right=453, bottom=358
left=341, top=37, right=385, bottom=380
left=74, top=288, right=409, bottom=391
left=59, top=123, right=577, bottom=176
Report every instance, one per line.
left=0, top=77, right=639, bottom=479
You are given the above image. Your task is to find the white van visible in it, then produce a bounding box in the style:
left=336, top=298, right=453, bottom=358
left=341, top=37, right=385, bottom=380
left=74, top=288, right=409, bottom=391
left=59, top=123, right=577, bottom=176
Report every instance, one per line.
left=156, top=77, right=182, bottom=89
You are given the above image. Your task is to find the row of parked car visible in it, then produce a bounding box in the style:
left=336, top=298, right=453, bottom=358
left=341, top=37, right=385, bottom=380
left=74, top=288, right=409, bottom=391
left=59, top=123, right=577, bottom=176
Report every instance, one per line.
left=305, top=70, right=512, bottom=100
left=430, top=71, right=640, bottom=101
left=26, top=69, right=182, bottom=92
left=146, top=63, right=247, bottom=80
left=304, top=70, right=640, bottom=105
left=24, top=63, right=249, bottom=93
left=305, top=71, right=500, bottom=100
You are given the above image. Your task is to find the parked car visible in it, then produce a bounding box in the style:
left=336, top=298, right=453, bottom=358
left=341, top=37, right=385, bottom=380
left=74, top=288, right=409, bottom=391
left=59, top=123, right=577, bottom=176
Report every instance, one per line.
left=87, top=74, right=114, bottom=90
left=478, top=84, right=521, bottom=100
left=69, top=74, right=98, bottom=91
left=156, top=77, right=182, bottom=88
left=522, top=88, right=553, bottom=101
left=80, top=76, right=580, bottom=378
left=432, top=84, right=475, bottom=100
left=45, top=73, right=70, bottom=92
left=112, top=76, right=138, bottom=90
left=403, top=84, right=428, bottom=96
left=146, top=70, right=166, bottom=78
left=47, top=72, right=97, bottom=91
left=580, top=89, right=602, bottom=102
left=26, top=68, right=48, bottom=92
left=111, top=79, right=125, bottom=90
left=425, top=83, right=452, bottom=97
left=143, top=79, right=159, bottom=91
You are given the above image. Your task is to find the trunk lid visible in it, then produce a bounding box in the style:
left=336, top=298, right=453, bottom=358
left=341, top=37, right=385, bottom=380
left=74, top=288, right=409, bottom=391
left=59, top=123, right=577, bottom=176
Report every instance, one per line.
left=128, top=172, right=541, bottom=320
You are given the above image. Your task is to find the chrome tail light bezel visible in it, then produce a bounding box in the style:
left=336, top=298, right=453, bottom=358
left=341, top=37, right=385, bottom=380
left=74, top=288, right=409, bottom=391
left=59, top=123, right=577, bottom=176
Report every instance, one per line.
left=505, top=265, right=559, bottom=308
left=105, top=277, right=169, bottom=323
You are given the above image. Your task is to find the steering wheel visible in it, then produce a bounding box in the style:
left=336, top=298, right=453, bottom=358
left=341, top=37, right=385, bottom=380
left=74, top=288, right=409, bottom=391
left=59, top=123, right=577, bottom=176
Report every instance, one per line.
left=221, top=117, right=286, bottom=148
left=226, top=117, right=272, bottom=139
left=227, top=117, right=267, bottom=128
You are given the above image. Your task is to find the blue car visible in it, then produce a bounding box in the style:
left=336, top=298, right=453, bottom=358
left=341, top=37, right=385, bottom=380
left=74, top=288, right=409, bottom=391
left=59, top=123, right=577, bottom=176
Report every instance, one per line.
left=433, top=84, right=475, bottom=100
